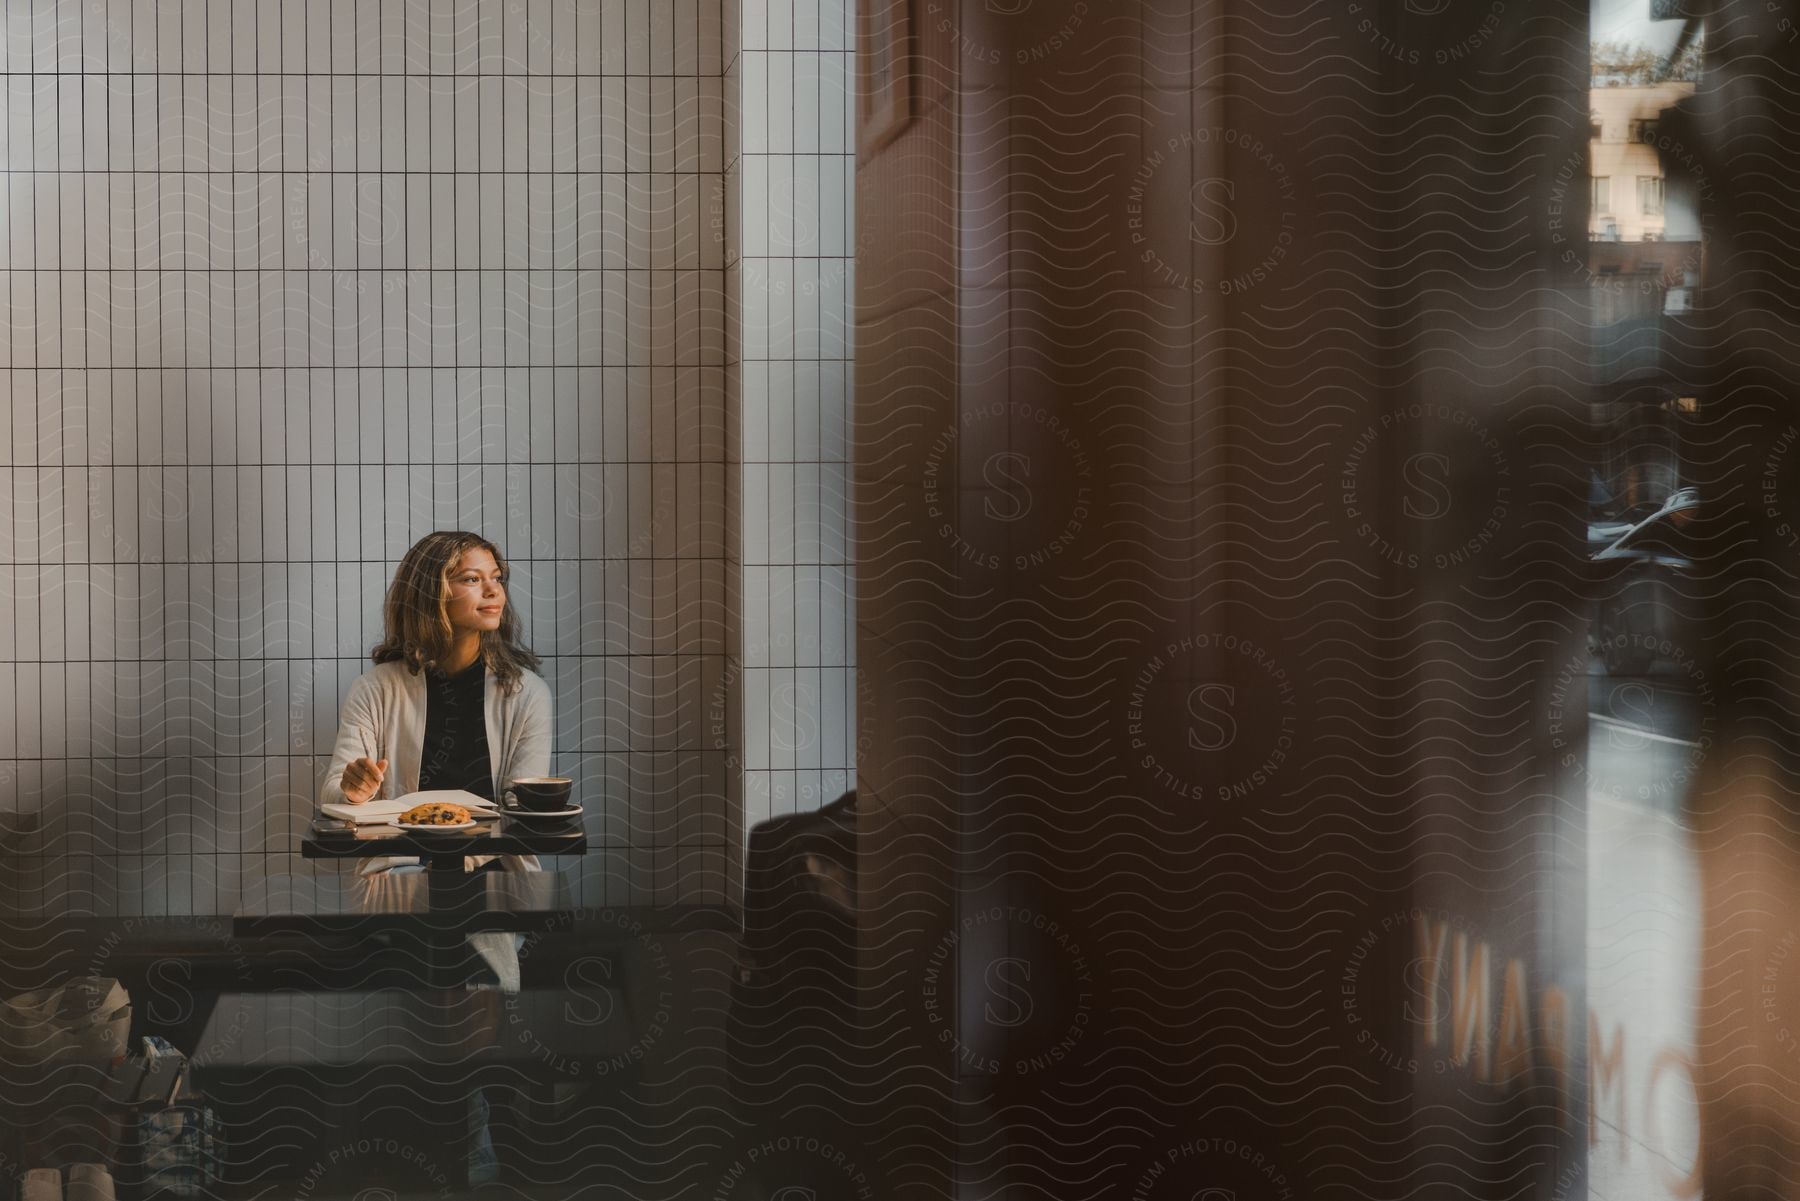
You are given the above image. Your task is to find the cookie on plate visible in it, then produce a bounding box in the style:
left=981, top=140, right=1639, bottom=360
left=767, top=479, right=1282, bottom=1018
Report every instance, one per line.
left=400, top=800, right=473, bottom=825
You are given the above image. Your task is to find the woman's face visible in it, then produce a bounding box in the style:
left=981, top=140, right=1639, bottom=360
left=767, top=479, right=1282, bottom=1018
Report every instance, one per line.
left=444, top=547, right=507, bottom=635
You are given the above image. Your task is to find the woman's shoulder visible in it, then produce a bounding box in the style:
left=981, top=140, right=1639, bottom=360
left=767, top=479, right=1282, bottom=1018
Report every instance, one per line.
left=510, top=668, right=551, bottom=705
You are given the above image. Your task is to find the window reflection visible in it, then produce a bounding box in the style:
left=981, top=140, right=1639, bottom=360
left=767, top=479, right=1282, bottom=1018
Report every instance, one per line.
left=1585, top=1, right=1707, bottom=1197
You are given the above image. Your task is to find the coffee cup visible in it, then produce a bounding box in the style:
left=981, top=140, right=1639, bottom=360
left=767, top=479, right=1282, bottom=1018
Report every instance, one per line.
left=507, top=776, right=575, bottom=812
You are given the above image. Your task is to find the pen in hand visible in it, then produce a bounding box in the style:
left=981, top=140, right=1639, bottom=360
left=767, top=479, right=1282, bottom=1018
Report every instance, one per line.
left=343, top=730, right=389, bottom=805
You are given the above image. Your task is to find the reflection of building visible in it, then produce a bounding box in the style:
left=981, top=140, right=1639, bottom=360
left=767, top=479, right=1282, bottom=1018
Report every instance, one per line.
left=1588, top=80, right=1703, bottom=509
left=1588, top=81, right=1697, bottom=243
left=1593, top=394, right=1687, bottom=516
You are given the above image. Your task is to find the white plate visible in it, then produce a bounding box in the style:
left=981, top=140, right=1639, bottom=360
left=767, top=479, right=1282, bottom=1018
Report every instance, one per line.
left=507, top=806, right=583, bottom=819
left=394, top=819, right=480, bottom=832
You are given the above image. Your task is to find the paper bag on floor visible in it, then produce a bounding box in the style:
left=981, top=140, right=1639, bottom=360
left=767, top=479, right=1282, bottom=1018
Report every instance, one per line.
left=1, top=977, right=131, bottom=1063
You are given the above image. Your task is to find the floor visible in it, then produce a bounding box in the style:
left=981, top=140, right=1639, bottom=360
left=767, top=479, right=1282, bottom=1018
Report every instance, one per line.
left=5, top=910, right=876, bottom=1201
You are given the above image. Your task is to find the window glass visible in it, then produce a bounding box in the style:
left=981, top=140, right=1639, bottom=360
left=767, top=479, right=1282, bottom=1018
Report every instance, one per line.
left=1585, top=1, right=1706, bottom=1196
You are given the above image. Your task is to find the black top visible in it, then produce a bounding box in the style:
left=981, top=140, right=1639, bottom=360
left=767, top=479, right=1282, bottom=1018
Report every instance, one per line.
left=418, top=660, right=495, bottom=801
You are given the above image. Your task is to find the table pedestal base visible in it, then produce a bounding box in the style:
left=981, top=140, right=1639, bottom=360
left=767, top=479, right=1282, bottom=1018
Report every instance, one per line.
left=421, top=855, right=482, bottom=989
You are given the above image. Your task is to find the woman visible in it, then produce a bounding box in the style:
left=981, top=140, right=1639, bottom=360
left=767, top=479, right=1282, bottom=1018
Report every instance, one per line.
left=320, top=531, right=550, bottom=959
left=319, top=531, right=548, bottom=1185
left=321, top=530, right=551, bottom=867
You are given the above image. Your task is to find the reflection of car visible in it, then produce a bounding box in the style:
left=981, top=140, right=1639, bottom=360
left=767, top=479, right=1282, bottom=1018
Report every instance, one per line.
left=1589, top=487, right=1700, bottom=675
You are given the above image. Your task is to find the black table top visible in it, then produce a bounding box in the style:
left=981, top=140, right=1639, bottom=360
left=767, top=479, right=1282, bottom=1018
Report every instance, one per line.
left=302, top=815, right=587, bottom=860
left=234, top=872, right=579, bottom=936
left=191, top=988, right=638, bottom=1074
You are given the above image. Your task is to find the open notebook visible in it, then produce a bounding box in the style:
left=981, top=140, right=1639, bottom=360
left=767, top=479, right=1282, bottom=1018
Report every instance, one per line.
left=320, top=790, right=499, bottom=825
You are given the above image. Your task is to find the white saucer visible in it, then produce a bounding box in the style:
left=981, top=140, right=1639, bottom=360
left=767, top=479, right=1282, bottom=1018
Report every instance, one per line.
left=395, top=819, right=479, bottom=832
left=507, top=806, right=583, bottom=819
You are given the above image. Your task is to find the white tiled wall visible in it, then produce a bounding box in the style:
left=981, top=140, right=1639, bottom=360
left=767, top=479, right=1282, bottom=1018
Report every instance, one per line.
left=727, top=0, right=857, bottom=848
left=0, top=0, right=734, bottom=914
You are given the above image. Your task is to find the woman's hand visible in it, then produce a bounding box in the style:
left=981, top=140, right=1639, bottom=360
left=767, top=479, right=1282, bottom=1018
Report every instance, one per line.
left=341, top=756, right=389, bottom=804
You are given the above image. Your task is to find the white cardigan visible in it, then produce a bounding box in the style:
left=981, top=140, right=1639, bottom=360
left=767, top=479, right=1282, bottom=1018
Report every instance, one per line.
left=319, top=660, right=553, bottom=873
